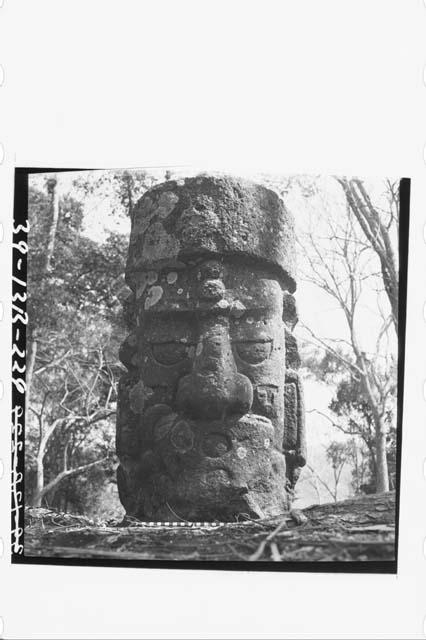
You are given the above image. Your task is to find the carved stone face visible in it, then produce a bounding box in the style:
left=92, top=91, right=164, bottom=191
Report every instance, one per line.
left=119, top=257, right=289, bottom=520
left=117, top=174, right=306, bottom=521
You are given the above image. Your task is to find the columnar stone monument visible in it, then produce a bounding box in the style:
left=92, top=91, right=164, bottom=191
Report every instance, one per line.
left=116, top=174, right=306, bottom=521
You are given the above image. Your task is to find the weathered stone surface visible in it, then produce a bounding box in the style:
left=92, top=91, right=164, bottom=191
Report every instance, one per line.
left=126, top=174, right=296, bottom=292
left=116, top=174, right=306, bottom=521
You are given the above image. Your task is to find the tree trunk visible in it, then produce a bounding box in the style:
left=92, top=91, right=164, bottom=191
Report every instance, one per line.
left=125, top=174, right=133, bottom=219
left=30, top=456, right=108, bottom=508
left=28, top=178, right=59, bottom=507
left=43, top=176, right=60, bottom=274
left=33, top=456, right=44, bottom=507
left=375, top=424, right=390, bottom=493
left=26, top=336, right=37, bottom=412
left=354, top=353, right=390, bottom=494
left=337, top=178, right=398, bottom=335
left=353, top=179, right=399, bottom=333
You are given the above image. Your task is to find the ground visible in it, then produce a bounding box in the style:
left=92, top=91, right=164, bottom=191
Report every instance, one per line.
left=23, top=492, right=396, bottom=564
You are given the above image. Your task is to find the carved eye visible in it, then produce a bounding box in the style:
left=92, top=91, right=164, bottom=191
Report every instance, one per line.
left=151, top=342, right=189, bottom=366
left=235, top=340, right=272, bottom=364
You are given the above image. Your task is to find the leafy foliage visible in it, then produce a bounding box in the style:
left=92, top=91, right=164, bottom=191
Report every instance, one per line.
left=26, top=181, right=130, bottom=515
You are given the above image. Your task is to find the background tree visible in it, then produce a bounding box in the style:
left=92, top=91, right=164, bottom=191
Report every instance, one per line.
left=26, top=177, right=59, bottom=413
left=72, top=169, right=157, bottom=222
left=294, top=178, right=398, bottom=493
left=301, top=441, right=352, bottom=504
left=336, top=178, right=399, bottom=333
left=26, top=182, right=128, bottom=510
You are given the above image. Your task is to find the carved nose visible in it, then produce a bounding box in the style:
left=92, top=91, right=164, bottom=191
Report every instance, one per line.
left=177, top=321, right=253, bottom=420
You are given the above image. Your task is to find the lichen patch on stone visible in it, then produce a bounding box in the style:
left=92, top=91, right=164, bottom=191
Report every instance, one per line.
left=136, top=274, right=150, bottom=299
left=129, top=381, right=154, bottom=414
left=155, top=192, right=179, bottom=219
left=132, top=197, right=156, bottom=235
left=147, top=271, right=158, bottom=285
left=144, top=285, right=164, bottom=310
left=230, top=300, right=246, bottom=318
left=142, top=222, right=181, bottom=263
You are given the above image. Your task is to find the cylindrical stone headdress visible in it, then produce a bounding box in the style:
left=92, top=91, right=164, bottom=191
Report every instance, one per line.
left=126, top=174, right=296, bottom=293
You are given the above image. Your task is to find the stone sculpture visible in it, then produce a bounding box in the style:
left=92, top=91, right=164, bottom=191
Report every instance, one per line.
left=116, top=174, right=306, bottom=521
